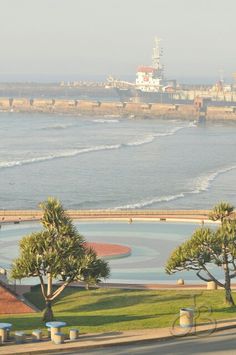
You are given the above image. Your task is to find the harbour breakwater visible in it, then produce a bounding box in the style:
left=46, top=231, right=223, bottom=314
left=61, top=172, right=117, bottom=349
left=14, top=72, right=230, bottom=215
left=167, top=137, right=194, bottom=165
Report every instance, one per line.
left=0, top=97, right=236, bottom=121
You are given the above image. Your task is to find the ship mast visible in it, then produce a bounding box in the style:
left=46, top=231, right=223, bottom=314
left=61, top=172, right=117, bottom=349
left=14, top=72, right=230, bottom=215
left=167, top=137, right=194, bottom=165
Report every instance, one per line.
left=152, top=37, right=163, bottom=78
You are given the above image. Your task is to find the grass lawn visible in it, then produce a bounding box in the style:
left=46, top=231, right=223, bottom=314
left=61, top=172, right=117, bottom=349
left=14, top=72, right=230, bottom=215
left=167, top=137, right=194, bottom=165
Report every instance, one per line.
left=1, top=287, right=236, bottom=334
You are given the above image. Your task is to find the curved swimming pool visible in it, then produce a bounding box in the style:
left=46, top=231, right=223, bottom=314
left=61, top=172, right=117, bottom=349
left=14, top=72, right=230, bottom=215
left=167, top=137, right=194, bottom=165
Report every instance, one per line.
left=0, top=220, right=213, bottom=284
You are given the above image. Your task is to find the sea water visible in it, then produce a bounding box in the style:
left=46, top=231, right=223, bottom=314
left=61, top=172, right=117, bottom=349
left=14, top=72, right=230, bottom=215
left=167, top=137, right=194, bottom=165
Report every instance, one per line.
left=1, top=112, right=234, bottom=283
left=0, top=112, right=236, bottom=210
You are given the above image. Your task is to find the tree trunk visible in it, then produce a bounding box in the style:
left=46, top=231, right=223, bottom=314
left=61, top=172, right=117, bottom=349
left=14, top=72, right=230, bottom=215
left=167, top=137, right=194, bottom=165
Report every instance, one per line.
left=225, top=287, right=235, bottom=306
left=43, top=300, right=54, bottom=321
left=225, top=270, right=235, bottom=306
left=47, top=273, right=53, bottom=297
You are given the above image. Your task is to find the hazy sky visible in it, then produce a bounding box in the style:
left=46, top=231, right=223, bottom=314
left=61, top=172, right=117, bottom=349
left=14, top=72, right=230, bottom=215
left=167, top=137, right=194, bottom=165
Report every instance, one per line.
left=0, top=0, right=235, bottom=82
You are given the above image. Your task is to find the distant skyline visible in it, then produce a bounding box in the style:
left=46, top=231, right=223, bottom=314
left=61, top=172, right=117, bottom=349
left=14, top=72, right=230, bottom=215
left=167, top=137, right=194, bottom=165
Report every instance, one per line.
left=0, top=0, right=235, bottom=83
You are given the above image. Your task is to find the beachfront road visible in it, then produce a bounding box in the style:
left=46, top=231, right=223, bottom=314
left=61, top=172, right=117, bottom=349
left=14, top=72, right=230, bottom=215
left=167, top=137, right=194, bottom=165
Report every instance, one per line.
left=61, top=328, right=236, bottom=355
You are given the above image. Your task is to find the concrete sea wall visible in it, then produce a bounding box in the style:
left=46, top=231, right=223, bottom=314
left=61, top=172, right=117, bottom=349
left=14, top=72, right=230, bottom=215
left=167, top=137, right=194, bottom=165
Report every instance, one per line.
left=0, top=97, right=236, bottom=121
left=0, top=209, right=224, bottom=224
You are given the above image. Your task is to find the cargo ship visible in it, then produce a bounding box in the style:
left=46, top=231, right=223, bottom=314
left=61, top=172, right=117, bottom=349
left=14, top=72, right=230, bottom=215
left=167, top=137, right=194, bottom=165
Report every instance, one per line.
left=107, top=37, right=187, bottom=103
left=108, top=38, right=236, bottom=105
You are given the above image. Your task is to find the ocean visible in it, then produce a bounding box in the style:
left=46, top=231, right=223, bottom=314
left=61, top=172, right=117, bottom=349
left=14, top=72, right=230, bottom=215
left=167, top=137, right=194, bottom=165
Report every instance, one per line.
left=0, top=112, right=236, bottom=210
left=1, top=113, right=236, bottom=283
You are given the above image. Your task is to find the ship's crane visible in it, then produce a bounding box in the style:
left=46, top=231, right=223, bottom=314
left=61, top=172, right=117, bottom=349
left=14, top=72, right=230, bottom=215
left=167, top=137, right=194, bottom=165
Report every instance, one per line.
left=152, top=37, right=164, bottom=79
left=106, top=76, right=135, bottom=89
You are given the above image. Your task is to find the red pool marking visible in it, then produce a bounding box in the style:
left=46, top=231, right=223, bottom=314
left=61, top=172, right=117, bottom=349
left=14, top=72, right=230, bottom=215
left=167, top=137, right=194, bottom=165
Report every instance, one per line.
left=85, top=242, right=131, bottom=258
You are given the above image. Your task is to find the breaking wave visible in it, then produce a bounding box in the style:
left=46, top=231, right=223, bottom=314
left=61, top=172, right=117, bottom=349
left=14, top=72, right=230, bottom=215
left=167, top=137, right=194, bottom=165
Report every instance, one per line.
left=115, top=193, right=185, bottom=210
left=0, top=125, right=188, bottom=169
left=92, top=119, right=119, bottom=123
left=40, top=124, right=74, bottom=130
left=192, top=165, right=236, bottom=193
left=155, top=126, right=184, bottom=137
left=126, top=135, right=155, bottom=146
left=0, top=145, right=121, bottom=169
left=115, top=164, right=236, bottom=209
left=126, top=126, right=187, bottom=147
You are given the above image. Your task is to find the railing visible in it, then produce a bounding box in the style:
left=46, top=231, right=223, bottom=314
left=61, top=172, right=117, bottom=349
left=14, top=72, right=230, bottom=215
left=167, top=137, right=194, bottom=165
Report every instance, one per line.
left=0, top=209, right=215, bottom=222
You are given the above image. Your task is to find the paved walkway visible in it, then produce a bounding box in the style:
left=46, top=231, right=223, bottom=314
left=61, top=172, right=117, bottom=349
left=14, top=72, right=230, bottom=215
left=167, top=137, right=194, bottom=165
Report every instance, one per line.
left=0, top=208, right=217, bottom=224
left=0, top=319, right=236, bottom=354
left=72, top=281, right=236, bottom=291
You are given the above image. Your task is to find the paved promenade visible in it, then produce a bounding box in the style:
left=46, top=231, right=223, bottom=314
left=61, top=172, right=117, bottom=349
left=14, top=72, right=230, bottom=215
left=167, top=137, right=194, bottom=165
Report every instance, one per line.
left=73, top=281, right=236, bottom=291
left=0, top=209, right=219, bottom=224
left=0, top=319, right=236, bottom=354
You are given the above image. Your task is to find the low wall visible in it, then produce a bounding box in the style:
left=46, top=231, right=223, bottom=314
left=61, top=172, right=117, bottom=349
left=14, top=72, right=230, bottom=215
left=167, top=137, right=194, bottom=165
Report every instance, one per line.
left=1, top=97, right=236, bottom=120
left=0, top=209, right=218, bottom=223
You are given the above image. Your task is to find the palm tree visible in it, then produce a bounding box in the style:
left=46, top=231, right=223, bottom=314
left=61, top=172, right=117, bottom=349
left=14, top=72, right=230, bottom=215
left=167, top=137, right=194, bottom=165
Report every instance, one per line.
left=209, top=201, right=234, bottom=223
left=81, top=247, right=110, bottom=290
left=166, top=202, right=236, bottom=306
left=11, top=197, right=110, bottom=321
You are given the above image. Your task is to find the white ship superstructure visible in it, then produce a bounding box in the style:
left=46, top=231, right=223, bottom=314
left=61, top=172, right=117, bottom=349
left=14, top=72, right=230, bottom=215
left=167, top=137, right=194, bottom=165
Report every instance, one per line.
left=135, top=38, right=164, bottom=92
left=109, top=37, right=236, bottom=104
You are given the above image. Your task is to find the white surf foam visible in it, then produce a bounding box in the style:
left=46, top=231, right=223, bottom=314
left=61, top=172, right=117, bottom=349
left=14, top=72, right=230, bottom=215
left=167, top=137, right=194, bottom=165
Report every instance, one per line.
left=115, top=193, right=185, bottom=210
left=0, top=144, right=121, bottom=169
left=126, top=126, right=187, bottom=147
left=155, top=126, right=186, bottom=137
left=93, top=119, right=119, bottom=123
left=188, top=121, right=198, bottom=128
left=40, top=124, right=73, bottom=130
left=0, top=123, right=190, bottom=170
left=126, top=135, right=155, bottom=146
left=193, top=165, right=236, bottom=193
left=115, top=164, right=236, bottom=210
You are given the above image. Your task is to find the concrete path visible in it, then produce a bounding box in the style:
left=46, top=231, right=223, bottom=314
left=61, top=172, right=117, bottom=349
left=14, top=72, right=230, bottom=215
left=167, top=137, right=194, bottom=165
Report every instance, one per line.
left=71, top=281, right=236, bottom=291
left=0, top=318, right=236, bottom=354
left=59, top=328, right=236, bottom=355
left=0, top=208, right=215, bottom=224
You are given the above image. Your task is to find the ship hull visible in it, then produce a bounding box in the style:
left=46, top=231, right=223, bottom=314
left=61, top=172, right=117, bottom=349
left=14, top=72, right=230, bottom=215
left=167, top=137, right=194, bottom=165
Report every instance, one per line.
left=115, top=88, right=193, bottom=104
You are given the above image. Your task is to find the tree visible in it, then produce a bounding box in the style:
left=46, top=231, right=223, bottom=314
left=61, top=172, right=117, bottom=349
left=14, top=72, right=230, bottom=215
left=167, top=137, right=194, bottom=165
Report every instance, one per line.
left=165, top=202, right=236, bottom=306
left=208, top=201, right=234, bottom=223
left=11, top=197, right=110, bottom=321
left=80, top=247, right=110, bottom=290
